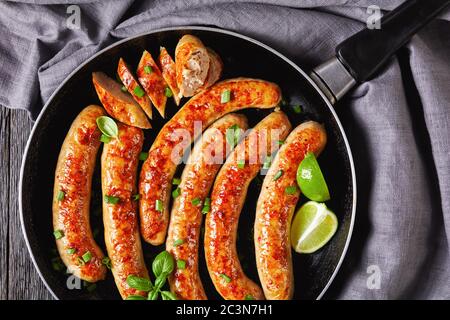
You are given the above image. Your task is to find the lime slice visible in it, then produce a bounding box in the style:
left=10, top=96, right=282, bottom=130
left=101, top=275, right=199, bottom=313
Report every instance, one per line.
left=296, top=152, right=330, bottom=202
left=291, top=201, right=338, bottom=254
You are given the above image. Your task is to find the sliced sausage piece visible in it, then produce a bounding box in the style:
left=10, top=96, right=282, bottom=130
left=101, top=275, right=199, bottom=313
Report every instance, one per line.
left=139, top=78, right=282, bottom=246
left=254, top=121, right=327, bottom=300
left=199, top=48, right=223, bottom=91
left=136, top=50, right=168, bottom=118
left=53, top=105, right=107, bottom=282
left=158, top=47, right=181, bottom=106
left=102, top=123, right=150, bottom=299
left=117, top=58, right=153, bottom=119
left=167, top=113, right=248, bottom=300
left=175, top=35, right=210, bottom=98
left=92, top=72, right=151, bottom=129
left=204, top=111, right=292, bottom=300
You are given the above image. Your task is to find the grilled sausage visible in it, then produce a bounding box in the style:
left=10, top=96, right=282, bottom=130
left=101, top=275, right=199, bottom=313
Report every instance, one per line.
left=158, top=47, right=181, bottom=106
left=92, top=72, right=152, bottom=129
left=118, top=58, right=153, bottom=120
left=136, top=50, right=168, bottom=118
left=167, top=113, right=248, bottom=300
left=175, top=35, right=210, bottom=98
left=204, top=111, right=292, bottom=300
left=53, top=105, right=107, bottom=282
left=139, top=78, right=282, bottom=246
left=101, top=123, right=149, bottom=299
left=254, top=121, right=327, bottom=300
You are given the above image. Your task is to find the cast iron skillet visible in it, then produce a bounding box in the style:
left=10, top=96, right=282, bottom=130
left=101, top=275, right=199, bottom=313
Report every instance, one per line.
left=19, top=0, right=448, bottom=300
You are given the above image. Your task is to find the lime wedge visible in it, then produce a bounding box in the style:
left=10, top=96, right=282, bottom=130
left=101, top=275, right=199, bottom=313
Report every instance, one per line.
left=290, top=201, right=338, bottom=253
left=296, top=152, right=330, bottom=202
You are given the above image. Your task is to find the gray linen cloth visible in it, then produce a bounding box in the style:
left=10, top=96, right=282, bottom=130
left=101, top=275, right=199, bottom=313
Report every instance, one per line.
left=1, top=0, right=449, bottom=299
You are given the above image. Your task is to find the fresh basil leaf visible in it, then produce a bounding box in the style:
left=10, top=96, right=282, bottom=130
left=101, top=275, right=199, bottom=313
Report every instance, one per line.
left=96, top=116, right=118, bottom=138
left=154, top=274, right=166, bottom=289
left=161, top=291, right=177, bottom=300
left=126, top=295, right=147, bottom=300
left=147, top=289, right=159, bottom=300
left=152, top=250, right=174, bottom=278
left=126, top=275, right=152, bottom=292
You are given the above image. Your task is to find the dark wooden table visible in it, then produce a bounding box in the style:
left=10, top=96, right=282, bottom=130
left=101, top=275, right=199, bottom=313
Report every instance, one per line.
left=0, top=108, right=53, bottom=300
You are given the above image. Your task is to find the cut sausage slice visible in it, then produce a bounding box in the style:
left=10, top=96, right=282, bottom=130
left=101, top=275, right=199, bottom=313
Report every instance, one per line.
left=158, top=47, right=181, bottom=106
left=204, top=111, right=292, bottom=300
left=167, top=113, right=248, bottom=300
left=199, top=48, right=223, bottom=91
left=175, top=35, right=210, bottom=98
left=254, top=121, right=327, bottom=300
left=117, top=58, right=153, bottom=119
left=136, top=50, right=168, bottom=118
left=102, top=123, right=150, bottom=299
left=139, top=78, right=282, bottom=246
left=53, top=105, right=107, bottom=282
left=92, top=72, right=151, bottom=129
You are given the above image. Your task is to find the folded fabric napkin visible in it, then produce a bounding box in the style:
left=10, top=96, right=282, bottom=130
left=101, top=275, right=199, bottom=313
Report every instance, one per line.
left=1, top=0, right=449, bottom=299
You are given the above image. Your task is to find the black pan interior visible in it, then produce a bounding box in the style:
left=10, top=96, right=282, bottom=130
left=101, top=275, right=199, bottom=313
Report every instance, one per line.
left=20, top=28, right=354, bottom=300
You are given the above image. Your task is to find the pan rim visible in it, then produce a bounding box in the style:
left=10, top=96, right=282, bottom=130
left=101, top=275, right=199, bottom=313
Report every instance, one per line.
left=19, top=25, right=357, bottom=300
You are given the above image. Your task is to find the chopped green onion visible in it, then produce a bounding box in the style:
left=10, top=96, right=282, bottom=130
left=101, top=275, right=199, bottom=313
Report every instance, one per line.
left=292, top=104, right=302, bottom=114
left=164, top=87, right=173, bottom=97
left=263, top=155, right=272, bottom=170
left=172, top=178, right=181, bottom=185
left=172, top=187, right=181, bottom=199
left=132, top=194, right=140, bottom=201
left=177, top=260, right=186, bottom=269
left=77, top=257, right=85, bottom=266
left=82, top=251, right=92, bottom=263
left=53, top=230, right=64, bottom=240
left=102, top=257, right=112, bottom=269
left=144, top=65, right=153, bottom=74
left=104, top=195, right=120, bottom=204
left=273, top=170, right=283, bottom=181
left=226, top=124, right=241, bottom=149
left=100, top=134, right=111, bottom=143
left=139, top=152, right=149, bottom=161
left=173, top=239, right=184, bottom=247
left=237, top=160, right=245, bottom=169
left=155, top=199, right=163, bottom=212
left=285, top=186, right=298, bottom=195
left=221, top=89, right=231, bottom=103
left=67, top=248, right=76, bottom=254
left=219, top=273, right=231, bottom=283
left=201, top=205, right=210, bottom=214
left=277, top=140, right=285, bottom=145
left=204, top=197, right=211, bottom=206
left=57, top=190, right=65, bottom=201
left=133, top=86, right=145, bottom=98
left=191, top=198, right=202, bottom=206
left=121, top=85, right=127, bottom=92
left=245, top=294, right=255, bottom=300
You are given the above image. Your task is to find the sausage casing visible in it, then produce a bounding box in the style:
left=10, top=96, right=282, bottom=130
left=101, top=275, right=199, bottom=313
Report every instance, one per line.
left=139, top=78, right=281, bottom=246
left=167, top=113, right=248, bottom=300
left=204, top=111, right=292, bottom=300
left=101, top=123, right=149, bottom=299
left=53, top=105, right=107, bottom=282
left=254, top=121, right=327, bottom=300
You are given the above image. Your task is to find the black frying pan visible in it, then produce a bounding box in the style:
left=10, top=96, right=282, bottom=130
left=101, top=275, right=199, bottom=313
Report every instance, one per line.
left=19, top=0, right=448, bottom=300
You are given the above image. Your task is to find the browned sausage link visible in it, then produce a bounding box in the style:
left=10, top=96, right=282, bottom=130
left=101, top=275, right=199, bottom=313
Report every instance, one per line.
left=102, top=123, right=149, bottom=299
left=205, top=111, right=292, bottom=300
left=255, top=121, right=327, bottom=300
left=139, top=78, right=281, bottom=245
left=167, top=114, right=249, bottom=300
left=53, top=105, right=107, bottom=282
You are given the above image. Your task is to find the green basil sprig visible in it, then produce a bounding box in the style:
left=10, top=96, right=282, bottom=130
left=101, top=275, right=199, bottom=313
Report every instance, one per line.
left=96, top=116, right=118, bottom=138
left=125, top=250, right=177, bottom=300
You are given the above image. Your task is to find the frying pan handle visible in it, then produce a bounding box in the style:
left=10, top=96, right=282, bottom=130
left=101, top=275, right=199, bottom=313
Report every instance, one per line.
left=310, top=0, right=450, bottom=104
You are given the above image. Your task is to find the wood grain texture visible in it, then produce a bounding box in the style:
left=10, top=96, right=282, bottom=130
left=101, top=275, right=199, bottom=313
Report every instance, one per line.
left=1, top=108, right=53, bottom=300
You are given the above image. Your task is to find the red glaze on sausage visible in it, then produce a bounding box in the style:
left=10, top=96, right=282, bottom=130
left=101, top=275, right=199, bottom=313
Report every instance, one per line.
left=139, top=78, right=282, bottom=246
left=102, top=123, right=149, bottom=299
left=204, top=111, right=292, bottom=300
left=254, top=121, right=327, bottom=300
left=53, top=105, right=107, bottom=282
left=167, top=114, right=248, bottom=300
